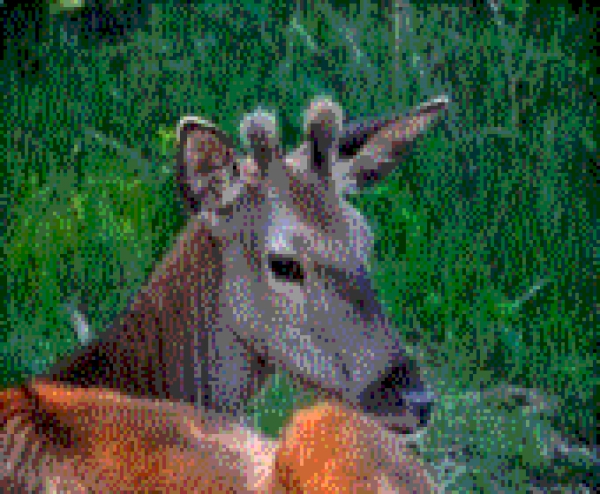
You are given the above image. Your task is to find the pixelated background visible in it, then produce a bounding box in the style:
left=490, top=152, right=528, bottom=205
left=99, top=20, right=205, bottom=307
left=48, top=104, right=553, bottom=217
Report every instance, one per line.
left=1, top=1, right=597, bottom=491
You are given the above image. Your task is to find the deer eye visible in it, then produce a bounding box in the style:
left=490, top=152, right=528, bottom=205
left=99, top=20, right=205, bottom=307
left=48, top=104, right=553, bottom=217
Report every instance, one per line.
left=269, top=255, right=304, bottom=284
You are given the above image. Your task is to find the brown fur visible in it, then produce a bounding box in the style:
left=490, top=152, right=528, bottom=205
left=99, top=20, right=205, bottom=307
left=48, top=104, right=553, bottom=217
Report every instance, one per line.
left=276, top=401, right=435, bottom=493
left=1, top=381, right=435, bottom=493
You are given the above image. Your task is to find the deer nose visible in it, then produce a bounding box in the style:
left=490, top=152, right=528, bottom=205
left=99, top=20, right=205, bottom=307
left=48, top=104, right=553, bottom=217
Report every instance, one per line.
left=405, top=388, right=437, bottom=429
left=356, top=360, right=436, bottom=432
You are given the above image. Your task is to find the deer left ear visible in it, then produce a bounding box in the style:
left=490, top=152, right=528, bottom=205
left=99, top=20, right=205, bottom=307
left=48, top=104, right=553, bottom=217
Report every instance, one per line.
left=176, top=116, right=238, bottom=212
left=350, top=94, right=449, bottom=187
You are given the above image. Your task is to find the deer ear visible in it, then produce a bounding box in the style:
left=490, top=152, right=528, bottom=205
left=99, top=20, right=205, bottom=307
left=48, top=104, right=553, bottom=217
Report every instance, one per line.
left=176, top=116, right=238, bottom=212
left=350, top=95, right=449, bottom=188
left=338, top=116, right=395, bottom=159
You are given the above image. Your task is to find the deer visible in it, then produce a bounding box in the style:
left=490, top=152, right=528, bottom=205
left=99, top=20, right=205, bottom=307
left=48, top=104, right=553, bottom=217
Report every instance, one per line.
left=0, top=379, right=435, bottom=492
left=40, top=94, right=449, bottom=435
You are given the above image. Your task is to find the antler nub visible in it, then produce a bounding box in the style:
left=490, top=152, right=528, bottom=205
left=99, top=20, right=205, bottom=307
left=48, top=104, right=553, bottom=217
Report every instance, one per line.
left=303, top=96, right=344, bottom=137
left=240, top=108, right=280, bottom=174
left=303, top=96, right=344, bottom=176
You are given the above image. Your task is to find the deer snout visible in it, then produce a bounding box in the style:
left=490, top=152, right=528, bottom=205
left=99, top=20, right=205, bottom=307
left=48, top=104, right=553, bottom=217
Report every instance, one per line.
left=358, top=359, right=436, bottom=434
left=404, top=387, right=437, bottom=430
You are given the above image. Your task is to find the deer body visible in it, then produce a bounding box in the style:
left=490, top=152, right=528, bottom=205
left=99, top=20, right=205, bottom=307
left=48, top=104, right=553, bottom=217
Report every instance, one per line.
left=0, top=380, right=435, bottom=493
left=44, top=95, right=449, bottom=432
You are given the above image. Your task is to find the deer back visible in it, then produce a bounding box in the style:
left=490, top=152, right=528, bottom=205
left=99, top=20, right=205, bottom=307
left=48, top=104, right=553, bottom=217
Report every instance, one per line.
left=0, top=380, right=436, bottom=493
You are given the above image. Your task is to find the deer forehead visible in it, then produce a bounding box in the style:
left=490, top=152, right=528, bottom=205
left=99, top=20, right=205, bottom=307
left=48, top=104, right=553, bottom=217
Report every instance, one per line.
left=262, top=181, right=374, bottom=270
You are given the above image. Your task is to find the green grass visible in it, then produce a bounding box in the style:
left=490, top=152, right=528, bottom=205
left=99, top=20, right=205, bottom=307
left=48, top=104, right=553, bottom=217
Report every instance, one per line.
left=2, top=1, right=597, bottom=491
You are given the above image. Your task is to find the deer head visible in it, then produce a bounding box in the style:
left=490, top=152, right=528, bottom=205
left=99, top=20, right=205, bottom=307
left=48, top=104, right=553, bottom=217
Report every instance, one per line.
left=175, top=94, right=449, bottom=426
left=46, top=95, right=449, bottom=434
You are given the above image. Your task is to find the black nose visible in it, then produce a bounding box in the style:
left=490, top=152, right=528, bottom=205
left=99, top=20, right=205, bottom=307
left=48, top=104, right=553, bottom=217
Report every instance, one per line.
left=405, top=388, right=436, bottom=428
left=357, top=361, right=436, bottom=432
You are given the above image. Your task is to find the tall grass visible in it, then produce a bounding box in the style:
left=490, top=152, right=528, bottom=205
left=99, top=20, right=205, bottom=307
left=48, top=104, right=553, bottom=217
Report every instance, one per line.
left=2, top=1, right=597, bottom=491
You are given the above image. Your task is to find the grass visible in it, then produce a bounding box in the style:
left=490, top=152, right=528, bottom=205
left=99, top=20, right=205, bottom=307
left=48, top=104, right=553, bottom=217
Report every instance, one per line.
left=2, top=0, right=597, bottom=491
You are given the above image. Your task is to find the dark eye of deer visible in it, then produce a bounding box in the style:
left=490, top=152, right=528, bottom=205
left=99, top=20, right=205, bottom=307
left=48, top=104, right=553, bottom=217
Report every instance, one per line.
left=269, top=255, right=304, bottom=284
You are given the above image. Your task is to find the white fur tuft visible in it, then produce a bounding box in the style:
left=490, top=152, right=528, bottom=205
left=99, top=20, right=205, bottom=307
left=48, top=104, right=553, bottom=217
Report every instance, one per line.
left=176, top=116, right=217, bottom=143
left=239, top=108, right=279, bottom=151
left=303, top=95, right=344, bottom=136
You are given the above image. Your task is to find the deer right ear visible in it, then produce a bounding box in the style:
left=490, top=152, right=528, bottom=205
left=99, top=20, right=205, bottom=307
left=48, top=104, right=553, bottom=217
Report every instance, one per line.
left=349, top=94, right=449, bottom=188
left=176, top=116, right=238, bottom=212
